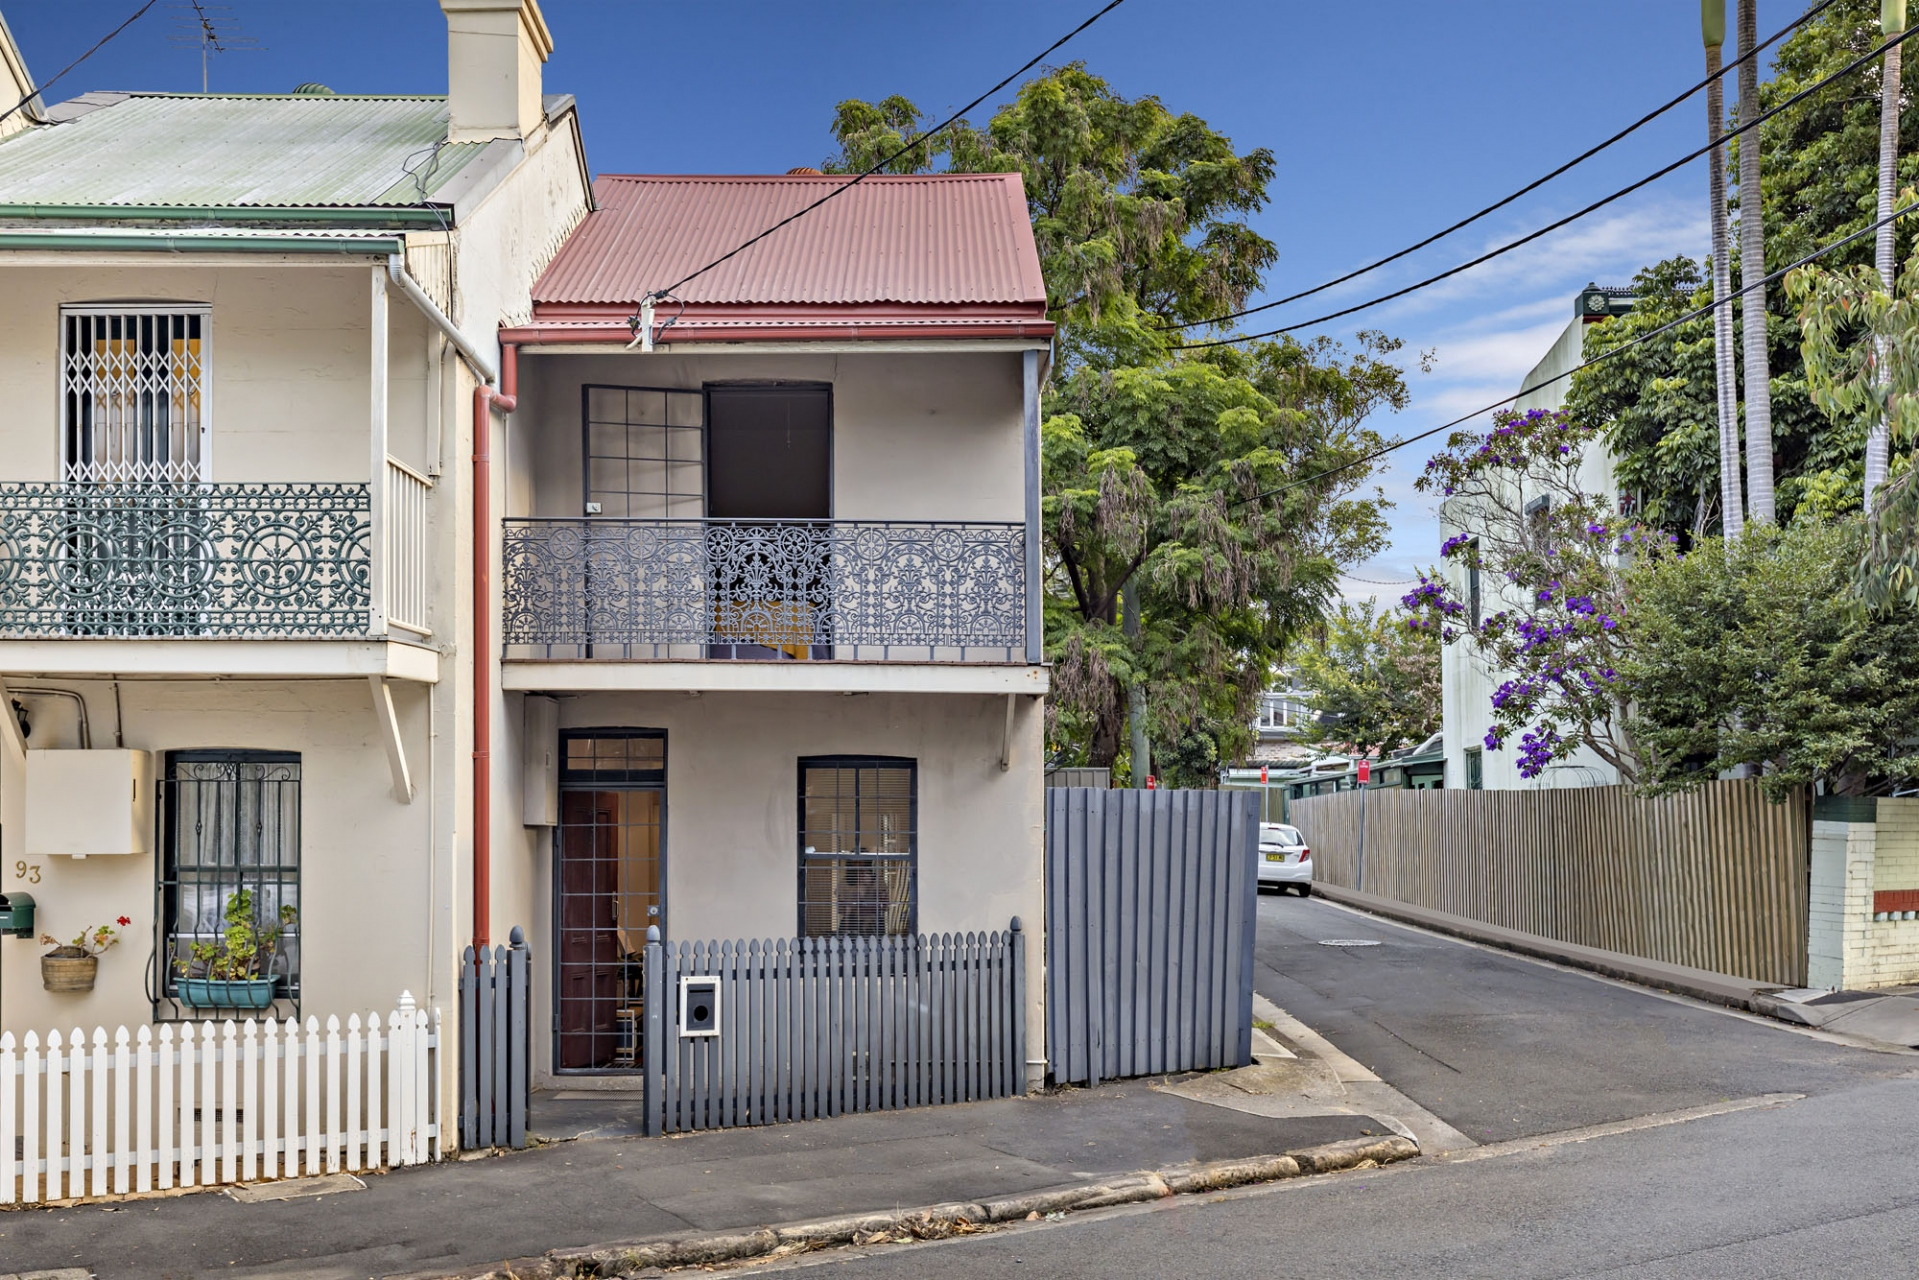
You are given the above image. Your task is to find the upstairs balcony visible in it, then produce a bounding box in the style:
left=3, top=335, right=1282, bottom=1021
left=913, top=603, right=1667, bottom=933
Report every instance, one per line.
left=0, top=466, right=438, bottom=683
left=500, top=516, right=1042, bottom=695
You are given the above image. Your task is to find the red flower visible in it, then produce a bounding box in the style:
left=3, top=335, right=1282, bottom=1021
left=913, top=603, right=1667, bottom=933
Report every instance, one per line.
left=116, top=916, right=131, bottom=926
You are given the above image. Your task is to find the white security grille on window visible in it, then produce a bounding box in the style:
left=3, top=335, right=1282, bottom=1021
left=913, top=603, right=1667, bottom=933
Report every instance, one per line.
left=61, top=307, right=210, bottom=483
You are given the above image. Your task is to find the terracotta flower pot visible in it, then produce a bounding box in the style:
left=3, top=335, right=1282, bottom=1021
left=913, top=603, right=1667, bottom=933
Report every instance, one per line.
left=42, top=954, right=98, bottom=993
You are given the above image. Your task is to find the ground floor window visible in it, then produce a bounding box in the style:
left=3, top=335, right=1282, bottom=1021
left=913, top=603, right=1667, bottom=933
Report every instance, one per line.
left=157, top=750, right=301, bottom=1018
left=798, top=756, right=915, bottom=937
left=1464, top=747, right=1484, bottom=791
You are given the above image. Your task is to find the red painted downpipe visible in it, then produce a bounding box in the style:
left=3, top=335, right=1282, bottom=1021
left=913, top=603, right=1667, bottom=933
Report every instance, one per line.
left=472, top=342, right=517, bottom=952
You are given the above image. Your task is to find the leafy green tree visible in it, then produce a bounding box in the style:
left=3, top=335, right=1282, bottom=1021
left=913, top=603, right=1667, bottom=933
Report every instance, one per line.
left=828, top=68, right=1403, bottom=774
left=1624, top=518, right=1919, bottom=798
left=1043, top=337, right=1403, bottom=771
left=826, top=64, right=1277, bottom=370
left=1568, top=0, right=1916, bottom=534
left=1293, top=599, right=1440, bottom=759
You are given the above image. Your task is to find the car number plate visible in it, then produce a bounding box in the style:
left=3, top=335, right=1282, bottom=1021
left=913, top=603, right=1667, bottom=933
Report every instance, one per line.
left=1264, top=851, right=1283, bottom=862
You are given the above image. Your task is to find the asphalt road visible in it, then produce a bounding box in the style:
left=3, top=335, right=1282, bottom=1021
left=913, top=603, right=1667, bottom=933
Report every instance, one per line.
left=746, top=894, right=1919, bottom=1278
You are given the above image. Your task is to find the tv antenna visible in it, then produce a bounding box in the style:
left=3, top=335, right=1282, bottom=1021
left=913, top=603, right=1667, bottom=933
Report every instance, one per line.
left=168, top=1, right=262, bottom=93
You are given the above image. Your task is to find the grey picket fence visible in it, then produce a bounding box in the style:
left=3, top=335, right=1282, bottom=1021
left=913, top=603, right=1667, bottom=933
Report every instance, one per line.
left=639, top=924, right=1025, bottom=1135
left=1045, top=788, right=1259, bottom=1086
left=460, top=927, right=530, bottom=1150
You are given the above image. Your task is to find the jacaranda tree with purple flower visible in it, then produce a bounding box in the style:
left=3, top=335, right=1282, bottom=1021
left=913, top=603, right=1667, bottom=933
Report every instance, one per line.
left=1405, top=407, right=1673, bottom=782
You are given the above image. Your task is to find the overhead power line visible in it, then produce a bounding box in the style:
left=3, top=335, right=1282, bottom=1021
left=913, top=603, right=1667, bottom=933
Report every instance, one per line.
left=1182, top=18, right=1919, bottom=351
left=1173, top=0, right=1836, bottom=333
left=649, top=0, right=1128, bottom=303
left=1232, top=192, right=1919, bottom=510
left=0, top=0, right=159, bottom=129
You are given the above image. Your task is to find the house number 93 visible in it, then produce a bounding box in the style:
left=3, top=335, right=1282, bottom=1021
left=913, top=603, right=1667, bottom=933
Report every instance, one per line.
left=13, top=860, right=40, bottom=884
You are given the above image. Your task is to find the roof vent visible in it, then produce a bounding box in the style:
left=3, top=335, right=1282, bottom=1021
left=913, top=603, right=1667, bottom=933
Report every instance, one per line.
left=787, top=166, right=823, bottom=175
left=291, top=82, right=336, bottom=95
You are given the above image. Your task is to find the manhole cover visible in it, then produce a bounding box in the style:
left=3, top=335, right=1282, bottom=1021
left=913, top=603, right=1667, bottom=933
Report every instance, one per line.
left=1318, top=939, right=1382, bottom=948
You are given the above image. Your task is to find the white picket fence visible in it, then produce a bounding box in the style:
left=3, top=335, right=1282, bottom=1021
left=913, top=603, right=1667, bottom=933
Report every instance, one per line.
left=0, top=992, right=440, bottom=1205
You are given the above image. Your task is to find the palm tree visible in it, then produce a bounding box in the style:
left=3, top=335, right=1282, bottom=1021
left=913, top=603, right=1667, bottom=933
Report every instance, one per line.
left=1867, top=0, right=1906, bottom=514
left=1704, top=0, right=1745, bottom=538
left=1737, top=0, right=1776, bottom=526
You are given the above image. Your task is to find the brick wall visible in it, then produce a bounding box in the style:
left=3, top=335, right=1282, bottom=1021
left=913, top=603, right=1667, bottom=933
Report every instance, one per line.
left=1807, top=801, right=1919, bottom=990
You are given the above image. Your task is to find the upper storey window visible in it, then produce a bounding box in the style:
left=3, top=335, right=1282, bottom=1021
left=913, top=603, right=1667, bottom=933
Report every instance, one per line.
left=61, top=306, right=210, bottom=483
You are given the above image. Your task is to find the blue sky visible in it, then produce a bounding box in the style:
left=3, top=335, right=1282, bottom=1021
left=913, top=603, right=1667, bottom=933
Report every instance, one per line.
left=4, top=0, right=1810, bottom=599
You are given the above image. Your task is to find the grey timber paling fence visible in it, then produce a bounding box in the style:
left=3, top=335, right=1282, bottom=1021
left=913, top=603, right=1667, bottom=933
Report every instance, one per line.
left=1288, top=781, right=1810, bottom=986
left=460, top=927, right=530, bottom=1149
left=640, top=923, right=1026, bottom=1136
left=1045, top=788, right=1260, bottom=1087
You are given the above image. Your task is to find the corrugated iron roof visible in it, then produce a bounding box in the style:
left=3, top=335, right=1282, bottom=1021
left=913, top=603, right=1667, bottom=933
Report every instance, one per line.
left=0, top=94, right=485, bottom=208
left=532, top=173, right=1048, bottom=308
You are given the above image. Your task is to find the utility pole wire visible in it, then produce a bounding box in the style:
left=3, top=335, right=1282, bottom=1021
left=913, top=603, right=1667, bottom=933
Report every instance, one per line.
left=0, top=0, right=160, bottom=129
left=1169, top=0, right=1836, bottom=332
left=1179, top=20, right=1919, bottom=351
left=1229, top=193, right=1919, bottom=510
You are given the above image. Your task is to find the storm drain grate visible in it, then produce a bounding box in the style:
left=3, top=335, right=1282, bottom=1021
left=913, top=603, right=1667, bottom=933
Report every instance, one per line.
left=1318, top=939, right=1382, bottom=948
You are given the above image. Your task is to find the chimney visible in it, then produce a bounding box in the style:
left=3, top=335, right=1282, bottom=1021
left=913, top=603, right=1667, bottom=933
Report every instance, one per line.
left=439, top=0, right=553, bottom=143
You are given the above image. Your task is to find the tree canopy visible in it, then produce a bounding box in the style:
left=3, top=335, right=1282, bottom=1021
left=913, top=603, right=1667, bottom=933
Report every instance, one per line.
left=826, top=67, right=1406, bottom=776
left=1292, top=598, right=1440, bottom=760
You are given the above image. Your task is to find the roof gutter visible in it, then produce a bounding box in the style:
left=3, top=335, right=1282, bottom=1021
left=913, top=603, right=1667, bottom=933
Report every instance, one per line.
left=0, top=203, right=452, bottom=228
left=386, top=254, right=497, bottom=385
left=0, top=232, right=408, bottom=254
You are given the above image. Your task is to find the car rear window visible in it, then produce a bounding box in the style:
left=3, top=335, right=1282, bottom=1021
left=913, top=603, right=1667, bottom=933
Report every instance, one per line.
left=1260, top=826, right=1303, bottom=845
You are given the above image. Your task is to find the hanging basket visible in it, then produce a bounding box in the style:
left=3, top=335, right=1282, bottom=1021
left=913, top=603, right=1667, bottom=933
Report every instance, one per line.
left=41, top=954, right=98, bottom=993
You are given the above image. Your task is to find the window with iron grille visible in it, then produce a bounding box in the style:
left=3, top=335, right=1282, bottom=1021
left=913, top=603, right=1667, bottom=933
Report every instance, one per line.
left=156, top=750, right=300, bottom=1017
left=61, top=306, right=210, bottom=483
left=798, top=757, right=915, bottom=937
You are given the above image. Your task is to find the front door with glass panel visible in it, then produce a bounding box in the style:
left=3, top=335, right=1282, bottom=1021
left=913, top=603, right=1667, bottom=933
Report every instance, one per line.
left=555, top=730, right=665, bottom=1071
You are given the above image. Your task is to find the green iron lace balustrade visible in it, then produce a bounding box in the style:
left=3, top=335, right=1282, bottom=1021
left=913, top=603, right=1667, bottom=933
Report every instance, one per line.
left=502, top=517, right=1027, bottom=661
left=0, top=483, right=372, bottom=638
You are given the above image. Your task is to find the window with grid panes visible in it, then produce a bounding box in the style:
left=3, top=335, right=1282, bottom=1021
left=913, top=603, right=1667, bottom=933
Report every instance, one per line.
left=798, top=757, right=915, bottom=937
left=62, top=306, right=210, bottom=483
left=157, top=750, right=301, bottom=1014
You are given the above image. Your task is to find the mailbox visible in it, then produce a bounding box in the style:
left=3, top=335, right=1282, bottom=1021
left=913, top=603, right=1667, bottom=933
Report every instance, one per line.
left=0, top=891, right=35, bottom=938
left=679, top=975, right=720, bottom=1037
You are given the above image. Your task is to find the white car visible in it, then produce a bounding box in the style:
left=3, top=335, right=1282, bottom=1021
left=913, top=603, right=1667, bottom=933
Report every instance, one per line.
left=1258, top=822, right=1312, bottom=895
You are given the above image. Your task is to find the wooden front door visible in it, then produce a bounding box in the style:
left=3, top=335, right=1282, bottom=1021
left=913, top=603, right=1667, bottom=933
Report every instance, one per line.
left=556, top=782, right=663, bottom=1071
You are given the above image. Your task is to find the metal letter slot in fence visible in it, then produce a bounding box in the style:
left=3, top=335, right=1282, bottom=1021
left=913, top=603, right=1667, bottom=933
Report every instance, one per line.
left=1045, top=788, right=1259, bottom=1087
left=639, top=922, right=1026, bottom=1135
left=460, top=927, right=530, bottom=1150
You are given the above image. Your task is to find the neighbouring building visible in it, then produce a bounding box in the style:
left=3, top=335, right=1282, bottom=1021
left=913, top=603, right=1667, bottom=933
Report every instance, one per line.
left=488, top=170, right=1051, bottom=1085
left=0, top=0, right=590, bottom=1138
left=1247, top=678, right=1314, bottom=767
left=1439, top=284, right=1632, bottom=791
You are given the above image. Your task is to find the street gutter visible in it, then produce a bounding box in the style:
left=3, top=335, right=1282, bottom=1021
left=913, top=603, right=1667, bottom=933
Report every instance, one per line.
left=1309, top=882, right=1780, bottom=1013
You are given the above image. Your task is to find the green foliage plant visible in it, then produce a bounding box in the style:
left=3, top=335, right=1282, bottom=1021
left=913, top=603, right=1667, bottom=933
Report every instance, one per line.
left=1623, top=518, right=1919, bottom=798
left=177, top=889, right=297, bottom=983
left=1408, top=408, right=1675, bottom=782
left=1293, top=599, right=1440, bottom=760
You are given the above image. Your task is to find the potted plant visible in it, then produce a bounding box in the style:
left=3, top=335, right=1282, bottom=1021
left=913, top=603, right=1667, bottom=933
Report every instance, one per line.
left=39, top=916, right=130, bottom=993
left=174, top=889, right=296, bottom=1011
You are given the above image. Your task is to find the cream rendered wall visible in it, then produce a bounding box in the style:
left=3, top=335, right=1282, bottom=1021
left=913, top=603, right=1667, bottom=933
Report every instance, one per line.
left=0, top=263, right=399, bottom=483
left=506, top=689, right=1045, bottom=1087
left=1439, top=313, right=1622, bottom=791
left=511, top=349, right=1026, bottom=523
left=0, top=679, right=445, bottom=1035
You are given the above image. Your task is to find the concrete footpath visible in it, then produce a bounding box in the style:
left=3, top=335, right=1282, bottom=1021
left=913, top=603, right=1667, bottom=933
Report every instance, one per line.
left=0, top=1019, right=1426, bottom=1280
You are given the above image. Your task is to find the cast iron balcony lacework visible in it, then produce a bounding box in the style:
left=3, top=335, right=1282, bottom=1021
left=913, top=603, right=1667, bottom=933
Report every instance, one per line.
left=0, top=483, right=371, bottom=637
left=502, top=518, right=1027, bottom=661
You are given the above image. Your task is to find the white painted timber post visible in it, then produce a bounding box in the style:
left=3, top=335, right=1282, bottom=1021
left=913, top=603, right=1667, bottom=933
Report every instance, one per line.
left=369, top=263, right=390, bottom=637
left=1022, top=348, right=1042, bottom=665
left=0, top=1031, right=16, bottom=1204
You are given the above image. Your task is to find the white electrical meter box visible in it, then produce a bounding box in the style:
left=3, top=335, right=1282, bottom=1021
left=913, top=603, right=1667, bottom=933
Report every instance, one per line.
left=522, top=695, right=559, bottom=827
left=25, top=749, right=156, bottom=858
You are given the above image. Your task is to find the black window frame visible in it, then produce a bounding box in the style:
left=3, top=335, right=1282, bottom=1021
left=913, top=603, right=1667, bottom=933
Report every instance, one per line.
left=1466, top=536, right=1482, bottom=629
left=155, top=748, right=302, bottom=1021
left=797, top=755, right=917, bottom=938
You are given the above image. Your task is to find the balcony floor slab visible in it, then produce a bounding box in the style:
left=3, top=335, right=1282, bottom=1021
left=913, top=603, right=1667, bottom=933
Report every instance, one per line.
left=500, top=659, right=1047, bottom=696
left=0, top=638, right=441, bottom=683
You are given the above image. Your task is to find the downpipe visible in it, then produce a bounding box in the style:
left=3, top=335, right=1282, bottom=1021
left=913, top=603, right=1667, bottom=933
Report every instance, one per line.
left=472, top=343, right=517, bottom=953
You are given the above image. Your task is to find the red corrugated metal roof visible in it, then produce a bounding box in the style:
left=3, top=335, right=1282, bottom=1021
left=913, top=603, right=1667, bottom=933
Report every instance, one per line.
left=529, top=173, right=1050, bottom=338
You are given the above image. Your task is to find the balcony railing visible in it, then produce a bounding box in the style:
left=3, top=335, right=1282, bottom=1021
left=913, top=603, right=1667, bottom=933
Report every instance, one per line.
left=502, top=517, right=1029, bottom=662
left=0, top=482, right=372, bottom=638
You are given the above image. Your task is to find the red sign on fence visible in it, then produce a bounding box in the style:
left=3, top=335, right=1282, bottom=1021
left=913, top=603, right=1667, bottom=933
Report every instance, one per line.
left=1357, top=759, right=1371, bottom=785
